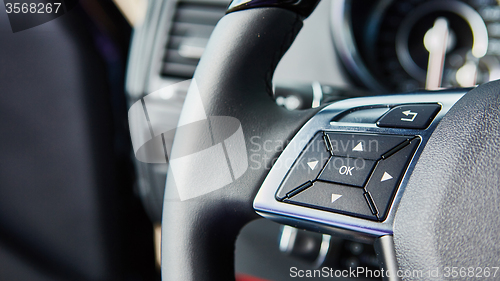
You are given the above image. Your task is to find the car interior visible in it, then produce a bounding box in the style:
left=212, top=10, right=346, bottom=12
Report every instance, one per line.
left=1, top=0, right=499, bottom=280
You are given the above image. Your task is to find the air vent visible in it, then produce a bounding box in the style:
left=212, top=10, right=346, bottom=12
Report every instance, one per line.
left=161, top=1, right=228, bottom=78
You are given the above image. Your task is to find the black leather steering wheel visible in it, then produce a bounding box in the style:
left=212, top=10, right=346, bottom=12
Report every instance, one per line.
left=161, top=1, right=500, bottom=280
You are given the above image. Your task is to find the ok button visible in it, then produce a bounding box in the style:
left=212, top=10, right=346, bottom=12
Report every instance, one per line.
left=339, top=165, right=355, bottom=175
left=319, top=156, right=376, bottom=187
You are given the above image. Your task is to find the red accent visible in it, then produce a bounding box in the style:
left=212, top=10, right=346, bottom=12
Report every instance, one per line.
left=235, top=273, right=272, bottom=281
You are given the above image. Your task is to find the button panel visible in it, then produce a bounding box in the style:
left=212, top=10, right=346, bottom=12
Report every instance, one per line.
left=377, top=104, right=441, bottom=129
left=276, top=131, right=420, bottom=221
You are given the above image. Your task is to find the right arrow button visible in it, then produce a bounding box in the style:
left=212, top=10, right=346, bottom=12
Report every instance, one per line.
left=365, top=138, right=421, bottom=221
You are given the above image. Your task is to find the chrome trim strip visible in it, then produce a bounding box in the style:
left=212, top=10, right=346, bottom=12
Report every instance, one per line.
left=311, top=81, right=323, bottom=108
left=279, top=225, right=297, bottom=254
left=313, top=234, right=332, bottom=268
left=374, top=235, right=401, bottom=281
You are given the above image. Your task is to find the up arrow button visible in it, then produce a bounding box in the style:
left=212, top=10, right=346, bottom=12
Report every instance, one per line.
left=325, top=132, right=410, bottom=160
left=352, top=142, right=363, bottom=151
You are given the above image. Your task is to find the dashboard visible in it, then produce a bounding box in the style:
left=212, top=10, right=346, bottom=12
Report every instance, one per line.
left=125, top=0, right=499, bottom=279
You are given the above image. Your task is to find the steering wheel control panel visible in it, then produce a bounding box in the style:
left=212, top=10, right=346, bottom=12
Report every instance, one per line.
left=276, top=132, right=420, bottom=221
left=255, top=92, right=466, bottom=238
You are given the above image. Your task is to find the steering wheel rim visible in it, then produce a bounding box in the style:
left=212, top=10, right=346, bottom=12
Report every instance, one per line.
left=161, top=2, right=500, bottom=280
left=161, top=5, right=321, bottom=280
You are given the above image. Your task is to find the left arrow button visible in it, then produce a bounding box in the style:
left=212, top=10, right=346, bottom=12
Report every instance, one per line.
left=276, top=133, right=330, bottom=200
